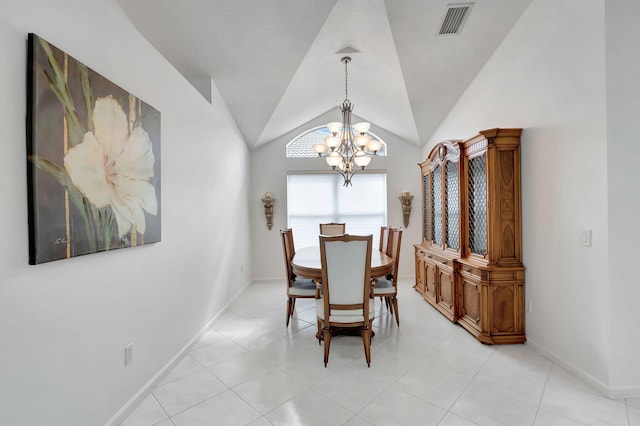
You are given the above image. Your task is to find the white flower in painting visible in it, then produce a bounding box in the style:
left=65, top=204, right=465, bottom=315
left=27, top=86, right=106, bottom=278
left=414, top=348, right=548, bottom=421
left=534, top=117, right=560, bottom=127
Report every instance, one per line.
left=64, top=96, right=157, bottom=238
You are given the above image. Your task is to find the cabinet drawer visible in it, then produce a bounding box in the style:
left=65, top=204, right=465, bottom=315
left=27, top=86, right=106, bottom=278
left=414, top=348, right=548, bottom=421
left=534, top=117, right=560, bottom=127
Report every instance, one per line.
left=459, top=264, right=482, bottom=279
left=414, top=247, right=452, bottom=268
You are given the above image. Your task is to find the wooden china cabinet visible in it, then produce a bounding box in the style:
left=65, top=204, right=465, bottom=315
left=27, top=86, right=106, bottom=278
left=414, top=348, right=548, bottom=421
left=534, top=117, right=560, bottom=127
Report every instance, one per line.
left=414, top=139, right=464, bottom=322
left=414, top=128, right=525, bottom=344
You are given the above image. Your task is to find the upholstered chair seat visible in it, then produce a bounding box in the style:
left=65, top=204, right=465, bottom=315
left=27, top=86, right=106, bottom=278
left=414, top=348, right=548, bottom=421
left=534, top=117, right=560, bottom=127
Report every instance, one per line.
left=288, top=278, right=317, bottom=296
left=372, top=278, right=394, bottom=294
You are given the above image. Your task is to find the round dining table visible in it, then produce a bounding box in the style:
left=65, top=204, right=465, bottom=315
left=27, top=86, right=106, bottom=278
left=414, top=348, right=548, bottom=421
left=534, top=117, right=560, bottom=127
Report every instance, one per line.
left=291, top=246, right=394, bottom=280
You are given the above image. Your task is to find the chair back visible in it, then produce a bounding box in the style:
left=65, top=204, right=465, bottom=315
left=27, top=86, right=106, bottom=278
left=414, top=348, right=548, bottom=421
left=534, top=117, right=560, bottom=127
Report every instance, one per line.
left=319, top=222, right=346, bottom=236
left=280, top=228, right=296, bottom=285
left=386, top=227, right=403, bottom=282
left=319, top=234, right=372, bottom=322
left=379, top=226, right=389, bottom=253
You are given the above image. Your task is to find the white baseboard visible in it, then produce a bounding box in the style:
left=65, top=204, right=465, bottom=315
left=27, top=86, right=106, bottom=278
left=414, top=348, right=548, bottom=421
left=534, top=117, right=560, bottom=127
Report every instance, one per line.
left=526, top=338, right=640, bottom=399
left=106, top=278, right=253, bottom=425
left=253, top=277, right=283, bottom=283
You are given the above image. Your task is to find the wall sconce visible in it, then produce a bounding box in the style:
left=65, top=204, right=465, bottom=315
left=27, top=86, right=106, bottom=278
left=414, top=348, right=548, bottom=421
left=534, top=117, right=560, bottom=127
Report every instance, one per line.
left=261, top=192, right=276, bottom=230
left=399, top=191, right=414, bottom=228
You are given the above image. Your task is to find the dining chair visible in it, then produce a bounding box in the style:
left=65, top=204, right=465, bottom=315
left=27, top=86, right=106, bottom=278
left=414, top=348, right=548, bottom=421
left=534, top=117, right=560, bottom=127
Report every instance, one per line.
left=373, top=227, right=403, bottom=326
left=379, top=226, right=389, bottom=253
left=375, top=226, right=392, bottom=306
left=319, top=222, right=346, bottom=236
left=281, top=228, right=317, bottom=327
left=316, top=234, right=374, bottom=367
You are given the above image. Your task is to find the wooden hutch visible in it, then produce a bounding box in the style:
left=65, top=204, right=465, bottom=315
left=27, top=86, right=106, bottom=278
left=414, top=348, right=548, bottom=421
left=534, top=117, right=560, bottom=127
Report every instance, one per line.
left=414, top=128, right=525, bottom=344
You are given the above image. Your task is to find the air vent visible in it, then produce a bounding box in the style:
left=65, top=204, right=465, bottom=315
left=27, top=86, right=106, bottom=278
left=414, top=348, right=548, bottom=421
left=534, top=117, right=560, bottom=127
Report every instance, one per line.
left=439, top=3, right=473, bottom=35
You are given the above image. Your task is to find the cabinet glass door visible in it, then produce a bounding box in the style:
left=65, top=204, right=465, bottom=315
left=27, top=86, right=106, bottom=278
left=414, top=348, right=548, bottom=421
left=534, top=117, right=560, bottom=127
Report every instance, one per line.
left=468, top=154, right=488, bottom=255
left=423, top=173, right=431, bottom=242
left=445, top=160, right=459, bottom=250
left=432, top=165, right=442, bottom=245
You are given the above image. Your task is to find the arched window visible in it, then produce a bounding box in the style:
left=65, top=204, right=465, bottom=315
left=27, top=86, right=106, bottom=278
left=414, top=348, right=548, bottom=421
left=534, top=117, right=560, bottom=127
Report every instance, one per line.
left=286, top=126, right=387, bottom=158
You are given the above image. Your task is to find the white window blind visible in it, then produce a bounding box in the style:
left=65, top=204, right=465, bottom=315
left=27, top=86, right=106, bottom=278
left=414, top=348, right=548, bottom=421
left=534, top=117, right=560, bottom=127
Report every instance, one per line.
left=287, top=173, right=387, bottom=249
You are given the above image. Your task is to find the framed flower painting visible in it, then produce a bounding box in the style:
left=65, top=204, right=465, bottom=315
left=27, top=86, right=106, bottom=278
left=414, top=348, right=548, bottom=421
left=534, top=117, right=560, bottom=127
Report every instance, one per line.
left=26, top=34, right=161, bottom=264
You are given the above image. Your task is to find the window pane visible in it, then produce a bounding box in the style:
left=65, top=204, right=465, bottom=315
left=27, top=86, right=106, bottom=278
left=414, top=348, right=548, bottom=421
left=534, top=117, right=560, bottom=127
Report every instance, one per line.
left=287, top=174, right=336, bottom=215
left=336, top=174, right=386, bottom=215
left=287, top=173, right=387, bottom=249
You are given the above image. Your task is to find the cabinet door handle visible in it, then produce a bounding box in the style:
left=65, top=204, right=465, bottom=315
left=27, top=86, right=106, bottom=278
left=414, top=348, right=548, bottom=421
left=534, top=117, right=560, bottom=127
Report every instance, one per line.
left=442, top=260, right=448, bottom=265
left=427, top=255, right=433, bottom=259
left=466, top=268, right=472, bottom=273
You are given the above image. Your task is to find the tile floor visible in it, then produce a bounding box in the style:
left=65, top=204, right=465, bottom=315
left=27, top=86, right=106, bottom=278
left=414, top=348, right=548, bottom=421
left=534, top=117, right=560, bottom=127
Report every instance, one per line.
left=120, top=279, right=640, bottom=426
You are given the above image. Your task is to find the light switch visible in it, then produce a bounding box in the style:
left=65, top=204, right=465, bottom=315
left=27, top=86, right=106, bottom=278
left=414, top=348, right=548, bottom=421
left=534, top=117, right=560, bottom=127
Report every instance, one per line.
left=581, top=229, right=592, bottom=247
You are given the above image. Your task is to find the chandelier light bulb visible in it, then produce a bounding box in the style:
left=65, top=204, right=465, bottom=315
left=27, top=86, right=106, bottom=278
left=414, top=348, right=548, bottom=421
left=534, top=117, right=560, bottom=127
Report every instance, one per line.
left=326, top=151, right=342, bottom=168
left=312, top=143, right=328, bottom=156
left=354, top=134, right=371, bottom=148
left=354, top=151, right=371, bottom=168
left=367, top=139, right=382, bottom=154
left=325, top=136, right=340, bottom=149
left=353, top=122, right=370, bottom=134
left=326, top=122, right=342, bottom=134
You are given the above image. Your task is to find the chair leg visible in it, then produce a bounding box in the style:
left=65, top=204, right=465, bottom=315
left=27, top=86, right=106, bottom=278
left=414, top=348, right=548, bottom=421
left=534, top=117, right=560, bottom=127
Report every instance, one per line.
left=361, top=327, right=372, bottom=367
left=317, top=320, right=322, bottom=344
left=392, top=296, right=400, bottom=326
left=323, top=327, right=331, bottom=367
left=386, top=296, right=394, bottom=316
left=286, top=298, right=293, bottom=327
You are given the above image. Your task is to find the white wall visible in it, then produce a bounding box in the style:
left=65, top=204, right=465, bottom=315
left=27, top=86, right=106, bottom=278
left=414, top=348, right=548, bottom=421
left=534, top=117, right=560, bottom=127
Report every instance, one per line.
left=251, top=110, right=422, bottom=283
left=0, top=1, right=252, bottom=424
left=605, top=0, right=640, bottom=395
left=425, top=0, right=617, bottom=393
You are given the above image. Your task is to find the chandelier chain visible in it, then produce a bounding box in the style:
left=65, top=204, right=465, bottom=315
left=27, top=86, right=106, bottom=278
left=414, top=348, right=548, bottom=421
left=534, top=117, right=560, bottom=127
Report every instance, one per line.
left=344, top=57, right=349, bottom=101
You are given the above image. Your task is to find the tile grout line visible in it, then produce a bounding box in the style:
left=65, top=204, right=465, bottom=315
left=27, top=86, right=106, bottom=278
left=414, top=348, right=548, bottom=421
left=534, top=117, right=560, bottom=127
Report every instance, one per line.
left=530, top=355, right=555, bottom=426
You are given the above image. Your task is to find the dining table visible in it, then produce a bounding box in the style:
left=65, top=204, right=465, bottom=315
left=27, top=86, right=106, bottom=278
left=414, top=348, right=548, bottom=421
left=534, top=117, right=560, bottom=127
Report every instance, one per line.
left=291, top=246, right=394, bottom=281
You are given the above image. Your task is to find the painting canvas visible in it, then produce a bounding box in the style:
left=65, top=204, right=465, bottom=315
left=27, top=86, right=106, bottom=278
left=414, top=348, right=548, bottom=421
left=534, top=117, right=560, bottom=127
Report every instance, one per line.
left=26, top=34, right=161, bottom=264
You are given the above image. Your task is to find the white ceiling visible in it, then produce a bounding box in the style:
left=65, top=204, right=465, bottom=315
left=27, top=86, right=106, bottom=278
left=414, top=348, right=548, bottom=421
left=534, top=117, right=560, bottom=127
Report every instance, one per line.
left=117, top=0, right=532, bottom=150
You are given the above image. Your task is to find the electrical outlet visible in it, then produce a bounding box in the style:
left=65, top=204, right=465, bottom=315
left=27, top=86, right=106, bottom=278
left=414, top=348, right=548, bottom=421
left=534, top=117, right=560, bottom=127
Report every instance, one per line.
left=124, top=343, right=134, bottom=366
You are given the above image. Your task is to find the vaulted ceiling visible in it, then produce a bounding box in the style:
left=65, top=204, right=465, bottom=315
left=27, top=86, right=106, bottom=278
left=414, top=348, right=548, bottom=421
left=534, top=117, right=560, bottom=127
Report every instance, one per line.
left=117, top=0, right=532, bottom=150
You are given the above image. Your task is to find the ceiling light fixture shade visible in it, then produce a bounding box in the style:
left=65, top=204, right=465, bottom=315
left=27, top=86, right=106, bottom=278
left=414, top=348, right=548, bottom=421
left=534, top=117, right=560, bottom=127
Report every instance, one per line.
left=353, top=122, right=371, bottom=134
left=314, top=56, right=380, bottom=186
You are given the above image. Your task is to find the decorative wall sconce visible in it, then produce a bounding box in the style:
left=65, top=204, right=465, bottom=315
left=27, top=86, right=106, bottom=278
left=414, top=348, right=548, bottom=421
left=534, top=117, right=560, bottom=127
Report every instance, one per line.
left=261, top=192, right=276, bottom=230
left=399, top=191, right=414, bottom=228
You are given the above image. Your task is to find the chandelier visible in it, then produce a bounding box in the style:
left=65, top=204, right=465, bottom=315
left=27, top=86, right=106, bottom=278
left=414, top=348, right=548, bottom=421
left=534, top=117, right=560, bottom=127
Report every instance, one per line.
left=312, top=56, right=382, bottom=186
